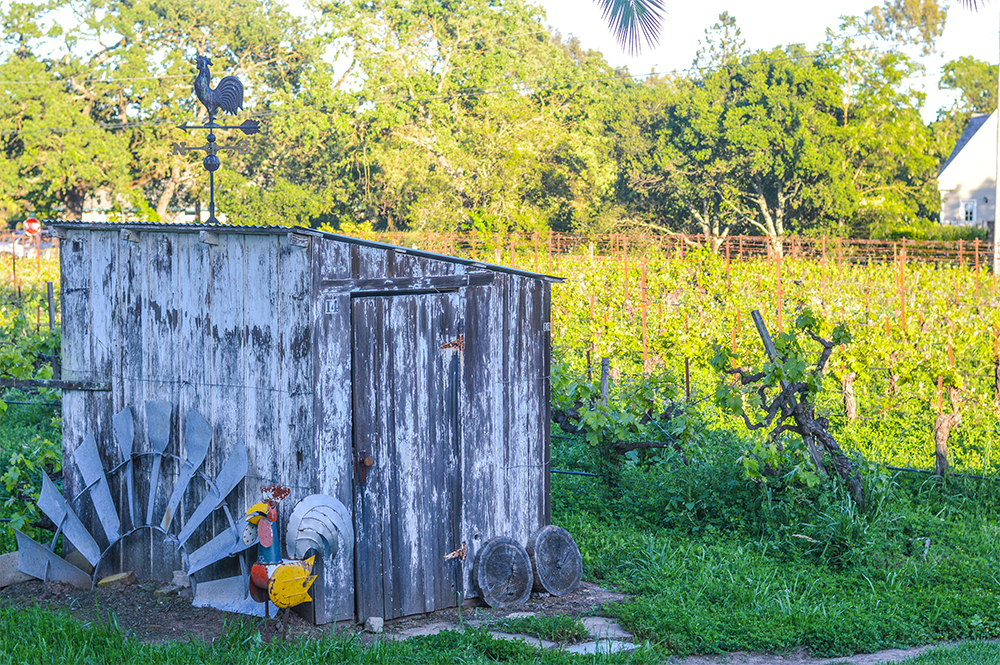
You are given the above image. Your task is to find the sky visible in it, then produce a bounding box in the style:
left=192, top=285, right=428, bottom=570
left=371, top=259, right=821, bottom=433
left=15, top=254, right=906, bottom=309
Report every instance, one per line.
left=532, top=0, right=1000, bottom=122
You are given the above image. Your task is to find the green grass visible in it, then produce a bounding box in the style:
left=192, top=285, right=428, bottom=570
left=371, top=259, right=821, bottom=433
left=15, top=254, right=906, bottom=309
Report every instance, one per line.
left=493, top=615, right=591, bottom=643
left=891, top=642, right=1000, bottom=664
left=0, top=606, right=658, bottom=665
left=549, top=417, right=1000, bottom=658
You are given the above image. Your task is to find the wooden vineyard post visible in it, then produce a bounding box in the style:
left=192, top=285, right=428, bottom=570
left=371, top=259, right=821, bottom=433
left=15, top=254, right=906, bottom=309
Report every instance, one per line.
left=775, top=254, right=784, bottom=332
left=533, top=232, right=539, bottom=273
left=993, top=325, right=1000, bottom=402
left=623, top=253, right=630, bottom=303
left=600, top=357, right=610, bottom=405
left=47, top=282, right=55, bottom=331
left=641, top=262, right=649, bottom=373
left=684, top=312, right=690, bottom=399
left=898, top=244, right=907, bottom=333
left=935, top=376, right=943, bottom=416
left=11, top=251, right=19, bottom=299
left=739, top=235, right=744, bottom=261
left=726, top=239, right=732, bottom=290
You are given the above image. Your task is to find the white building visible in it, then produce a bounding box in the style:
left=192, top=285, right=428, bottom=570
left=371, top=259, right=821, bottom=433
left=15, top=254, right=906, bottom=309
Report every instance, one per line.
left=938, top=112, right=995, bottom=230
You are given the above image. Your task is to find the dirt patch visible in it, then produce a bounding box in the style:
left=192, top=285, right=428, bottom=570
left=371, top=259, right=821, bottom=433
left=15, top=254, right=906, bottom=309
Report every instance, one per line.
left=0, top=578, right=625, bottom=644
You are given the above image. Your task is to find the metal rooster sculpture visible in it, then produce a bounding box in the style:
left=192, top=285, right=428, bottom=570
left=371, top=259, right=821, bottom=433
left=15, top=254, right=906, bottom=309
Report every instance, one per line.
left=245, top=485, right=353, bottom=638
left=194, top=55, right=244, bottom=124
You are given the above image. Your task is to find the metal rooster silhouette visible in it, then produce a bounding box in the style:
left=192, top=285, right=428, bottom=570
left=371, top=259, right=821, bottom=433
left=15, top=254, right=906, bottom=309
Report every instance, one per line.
left=194, top=55, right=244, bottom=124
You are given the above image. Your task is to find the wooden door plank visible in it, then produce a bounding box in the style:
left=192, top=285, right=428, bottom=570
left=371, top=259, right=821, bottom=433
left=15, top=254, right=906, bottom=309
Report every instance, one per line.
left=386, top=295, right=422, bottom=618
left=459, top=277, right=505, bottom=597
left=313, top=237, right=355, bottom=623
left=351, top=297, right=386, bottom=621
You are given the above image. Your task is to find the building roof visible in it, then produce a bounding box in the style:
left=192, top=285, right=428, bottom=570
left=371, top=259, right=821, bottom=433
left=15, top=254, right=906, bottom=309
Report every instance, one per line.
left=939, top=112, right=992, bottom=176
left=47, top=220, right=563, bottom=283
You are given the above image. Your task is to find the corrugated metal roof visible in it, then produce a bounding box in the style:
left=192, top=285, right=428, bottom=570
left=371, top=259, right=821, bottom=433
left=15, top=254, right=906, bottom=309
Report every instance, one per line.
left=939, top=112, right=992, bottom=176
left=48, top=220, right=563, bottom=282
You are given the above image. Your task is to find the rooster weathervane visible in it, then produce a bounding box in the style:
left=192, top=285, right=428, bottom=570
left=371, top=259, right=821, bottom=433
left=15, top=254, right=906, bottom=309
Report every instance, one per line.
left=171, top=55, right=261, bottom=224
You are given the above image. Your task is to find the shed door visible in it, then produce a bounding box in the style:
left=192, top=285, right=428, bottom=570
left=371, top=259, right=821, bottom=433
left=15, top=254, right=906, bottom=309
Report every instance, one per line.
left=351, top=291, right=463, bottom=620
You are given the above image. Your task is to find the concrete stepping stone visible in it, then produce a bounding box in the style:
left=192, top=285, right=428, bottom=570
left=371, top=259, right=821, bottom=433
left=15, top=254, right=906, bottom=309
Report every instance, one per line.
left=388, top=622, right=460, bottom=640
left=582, top=616, right=633, bottom=640
left=489, top=631, right=558, bottom=649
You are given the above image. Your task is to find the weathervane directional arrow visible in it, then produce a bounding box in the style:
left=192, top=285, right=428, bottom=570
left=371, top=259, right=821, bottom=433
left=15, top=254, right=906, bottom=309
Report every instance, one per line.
left=176, top=55, right=264, bottom=224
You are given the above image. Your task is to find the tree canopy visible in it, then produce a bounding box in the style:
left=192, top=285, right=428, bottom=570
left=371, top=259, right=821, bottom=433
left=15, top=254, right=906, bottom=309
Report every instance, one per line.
left=0, top=0, right=960, bottom=241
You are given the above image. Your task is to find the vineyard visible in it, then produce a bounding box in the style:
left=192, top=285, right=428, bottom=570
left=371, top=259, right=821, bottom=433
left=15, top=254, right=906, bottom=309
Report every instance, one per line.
left=357, top=230, right=1000, bottom=479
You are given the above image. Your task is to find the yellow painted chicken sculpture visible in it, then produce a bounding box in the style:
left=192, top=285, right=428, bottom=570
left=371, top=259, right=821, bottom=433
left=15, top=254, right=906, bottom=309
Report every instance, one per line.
left=244, top=484, right=353, bottom=634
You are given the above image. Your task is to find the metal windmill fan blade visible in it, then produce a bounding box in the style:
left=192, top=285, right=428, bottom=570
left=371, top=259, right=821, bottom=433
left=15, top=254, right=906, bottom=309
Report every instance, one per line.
left=112, top=407, right=137, bottom=526
left=72, top=434, right=121, bottom=543
left=161, top=409, right=213, bottom=530
left=37, top=473, right=101, bottom=567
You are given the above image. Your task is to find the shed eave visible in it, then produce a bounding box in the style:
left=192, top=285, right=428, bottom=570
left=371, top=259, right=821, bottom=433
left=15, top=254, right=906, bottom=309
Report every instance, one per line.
left=46, top=220, right=564, bottom=283
left=294, top=226, right=564, bottom=283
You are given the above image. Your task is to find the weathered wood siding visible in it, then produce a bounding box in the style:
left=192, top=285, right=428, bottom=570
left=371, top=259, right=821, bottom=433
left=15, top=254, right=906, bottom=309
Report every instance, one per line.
left=60, top=228, right=312, bottom=583
left=312, top=237, right=551, bottom=615
left=61, top=226, right=551, bottom=624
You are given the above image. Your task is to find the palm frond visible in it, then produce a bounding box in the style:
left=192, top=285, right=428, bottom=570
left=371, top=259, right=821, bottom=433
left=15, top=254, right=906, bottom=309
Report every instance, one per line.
left=594, top=0, right=667, bottom=55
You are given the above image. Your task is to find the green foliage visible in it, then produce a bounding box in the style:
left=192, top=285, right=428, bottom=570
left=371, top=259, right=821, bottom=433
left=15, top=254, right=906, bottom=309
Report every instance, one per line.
left=0, top=0, right=953, bottom=234
left=939, top=56, right=998, bottom=116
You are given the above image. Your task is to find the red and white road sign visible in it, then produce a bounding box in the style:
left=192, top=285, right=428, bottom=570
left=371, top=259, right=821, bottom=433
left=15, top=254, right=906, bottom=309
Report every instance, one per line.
left=23, top=217, right=40, bottom=235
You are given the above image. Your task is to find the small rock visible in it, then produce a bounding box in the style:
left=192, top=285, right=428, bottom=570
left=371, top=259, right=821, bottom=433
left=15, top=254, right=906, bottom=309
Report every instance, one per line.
left=365, top=617, right=384, bottom=634
left=97, top=571, right=136, bottom=587
left=153, top=584, right=181, bottom=597
left=506, top=611, right=537, bottom=619
left=171, top=570, right=190, bottom=589
left=64, top=549, right=94, bottom=575
left=0, top=552, right=33, bottom=588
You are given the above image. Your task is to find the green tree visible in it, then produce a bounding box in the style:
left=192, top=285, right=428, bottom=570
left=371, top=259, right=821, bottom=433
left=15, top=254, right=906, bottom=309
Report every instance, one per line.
left=939, top=56, right=997, bottom=114
left=317, top=0, right=622, bottom=233
left=0, top=0, right=334, bottom=224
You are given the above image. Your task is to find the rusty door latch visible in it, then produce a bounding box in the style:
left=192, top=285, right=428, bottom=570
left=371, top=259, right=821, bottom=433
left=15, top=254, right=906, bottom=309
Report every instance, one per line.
left=443, top=542, right=466, bottom=561
left=356, top=450, right=373, bottom=483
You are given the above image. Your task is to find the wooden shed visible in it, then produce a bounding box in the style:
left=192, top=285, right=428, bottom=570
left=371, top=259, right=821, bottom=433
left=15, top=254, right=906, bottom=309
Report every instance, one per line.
left=51, top=221, right=557, bottom=624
